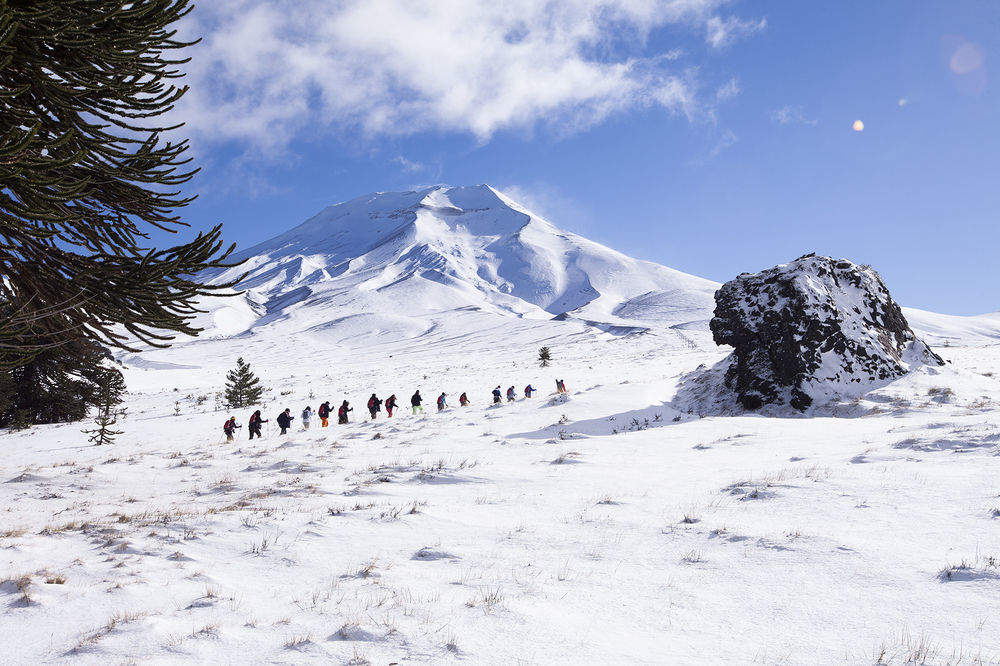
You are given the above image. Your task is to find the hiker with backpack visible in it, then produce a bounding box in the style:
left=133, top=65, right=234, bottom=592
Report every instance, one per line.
left=385, top=394, right=398, bottom=417
left=318, top=401, right=332, bottom=427
left=459, top=392, right=469, bottom=406
left=492, top=386, right=502, bottom=404
left=437, top=392, right=447, bottom=411
left=338, top=400, right=353, bottom=424
left=276, top=408, right=294, bottom=435
left=524, top=385, right=535, bottom=398
left=223, top=416, right=241, bottom=442
left=367, top=394, right=382, bottom=420
left=506, top=386, right=516, bottom=402
left=411, top=390, right=423, bottom=415
left=301, top=406, right=312, bottom=430
left=248, top=410, right=268, bottom=440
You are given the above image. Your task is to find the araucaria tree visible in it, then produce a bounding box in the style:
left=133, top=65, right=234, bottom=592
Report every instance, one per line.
left=538, top=346, right=552, bottom=368
left=85, top=364, right=127, bottom=445
left=224, top=358, right=262, bottom=409
left=0, top=0, right=244, bottom=369
left=1, top=337, right=117, bottom=427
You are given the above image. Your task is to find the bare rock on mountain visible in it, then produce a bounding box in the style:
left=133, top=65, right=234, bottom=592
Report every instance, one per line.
left=710, top=253, right=944, bottom=411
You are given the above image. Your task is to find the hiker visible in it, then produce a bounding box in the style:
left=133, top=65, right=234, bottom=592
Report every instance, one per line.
left=223, top=416, right=241, bottom=442
left=524, top=384, right=535, bottom=398
left=506, top=386, right=516, bottom=402
left=437, top=392, right=447, bottom=411
left=492, top=386, right=502, bottom=404
left=556, top=379, right=568, bottom=394
left=338, top=400, right=353, bottom=424
left=459, top=392, right=469, bottom=407
left=248, top=410, right=267, bottom=440
left=301, top=406, right=312, bottom=430
left=411, top=390, right=423, bottom=415
left=367, top=393, right=382, bottom=420
left=385, top=394, right=398, bottom=417
left=318, top=401, right=331, bottom=427
left=276, top=408, right=294, bottom=435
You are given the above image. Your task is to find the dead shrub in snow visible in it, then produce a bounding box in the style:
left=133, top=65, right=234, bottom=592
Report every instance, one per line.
left=871, top=628, right=945, bottom=665
left=681, top=550, right=704, bottom=564
left=2, top=573, right=33, bottom=605
left=938, top=553, right=1000, bottom=581
left=283, top=633, right=313, bottom=649
left=73, top=610, right=148, bottom=650
left=467, top=586, right=506, bottom=615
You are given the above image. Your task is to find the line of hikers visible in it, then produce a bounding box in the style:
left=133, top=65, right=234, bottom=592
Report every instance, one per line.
left=222, top=380, right=569, bottom=441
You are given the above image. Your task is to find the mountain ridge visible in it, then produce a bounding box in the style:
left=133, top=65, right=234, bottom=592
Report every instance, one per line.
left=196, top=184, right=720, bottom=342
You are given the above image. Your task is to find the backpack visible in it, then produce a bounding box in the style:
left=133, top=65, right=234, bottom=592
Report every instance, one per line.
left=223, top=420, right=231, bottom=432
left=249, top=413, right=258, bottom=425
left=318, top=404, right=328, bottom=418
left=437, top=395, right=444, bottom=407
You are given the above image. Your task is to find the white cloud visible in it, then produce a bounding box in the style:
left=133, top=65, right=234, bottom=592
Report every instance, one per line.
left=771, top=105, right=818, bottom=126
left=715, top=77, right=741, bottom=102
left=705, top=15, right=766, bottom=49
left=171, top=0, right=756, bottom=149
left=689, top=128, right=737, bottom=166
left=392, top=156, right=425, bottom=173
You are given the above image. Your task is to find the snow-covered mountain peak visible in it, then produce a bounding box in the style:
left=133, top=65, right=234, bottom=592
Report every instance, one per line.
left=197, top=184, right=719, bottom=344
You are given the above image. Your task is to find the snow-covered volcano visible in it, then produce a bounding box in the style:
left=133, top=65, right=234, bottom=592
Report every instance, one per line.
left=197, top=185, right=718, bottom=342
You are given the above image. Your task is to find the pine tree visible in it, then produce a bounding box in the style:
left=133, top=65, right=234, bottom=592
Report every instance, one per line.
left=0, top=0, right=245, bottom=369
left=84, top=365, right=126, bottom=446
left=0, top=337, right=114, bottom=427
left=224, top=358, right=262, bottom=409
left=538, top=346, right=552, bottom=368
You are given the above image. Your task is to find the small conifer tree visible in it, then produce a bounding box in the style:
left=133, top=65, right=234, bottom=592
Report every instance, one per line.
left=224, top=358, right=263, bottom=409
left=84, top=366, right=126, bottom=446
left=538, top=346, right=552, bottom=368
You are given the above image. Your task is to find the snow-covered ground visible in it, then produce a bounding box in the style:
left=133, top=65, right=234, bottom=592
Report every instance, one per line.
left=3, top=319, right=1000, bottom=664
left=5, top=187, right=1000, bottom=663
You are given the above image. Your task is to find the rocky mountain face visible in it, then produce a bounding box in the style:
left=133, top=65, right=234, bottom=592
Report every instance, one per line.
left=710, top=254, right=944, bottom=411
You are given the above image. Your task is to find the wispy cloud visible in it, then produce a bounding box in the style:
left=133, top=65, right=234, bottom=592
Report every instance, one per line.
left=771, top=105, right=818, bottom=126
left=172, top=1, right=761, bottom=150
left=690, top=128, right=738, bottom=166
left=715, top=77, right=741, bottom=102
left=392, top=156, right=425, bottom=173
left=705, top=15, right=766, bottom=49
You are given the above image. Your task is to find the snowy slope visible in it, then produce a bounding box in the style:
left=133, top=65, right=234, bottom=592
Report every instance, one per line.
left=3, top=310, right=1000, bottom=664
left=6, top=191, right=1000, bottom=661
left=194, top=185, right=719, bottom=343
left=904, top=307, right=1000, bottom=347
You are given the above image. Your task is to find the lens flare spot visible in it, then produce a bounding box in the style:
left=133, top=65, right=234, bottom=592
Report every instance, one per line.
left=852, top=119, right=864, bottom=132
left=950, top=42, right=984, bottom=74
left=897, top=98, right=908, bottom=107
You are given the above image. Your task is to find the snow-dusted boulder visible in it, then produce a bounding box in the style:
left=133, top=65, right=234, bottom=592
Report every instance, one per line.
left=710, top=254, right=944, bottom=411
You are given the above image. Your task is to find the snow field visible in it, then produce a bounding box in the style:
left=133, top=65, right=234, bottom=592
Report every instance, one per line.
left=2, top=330, right=1000, bottom=664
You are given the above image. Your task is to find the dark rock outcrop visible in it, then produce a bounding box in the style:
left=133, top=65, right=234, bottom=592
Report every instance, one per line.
left=710, top=254, right=943, bottom=411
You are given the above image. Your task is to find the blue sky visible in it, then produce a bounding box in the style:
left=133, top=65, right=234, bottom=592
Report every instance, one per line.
left=167, top=1, right=998, bottom=315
